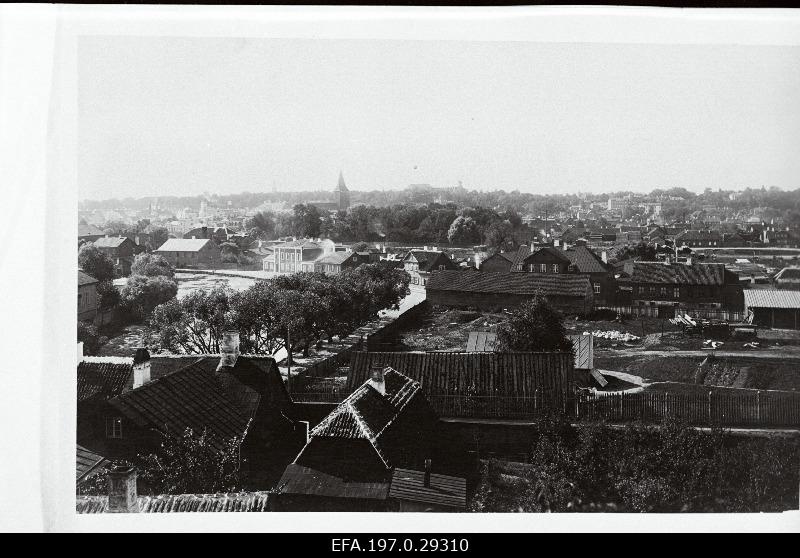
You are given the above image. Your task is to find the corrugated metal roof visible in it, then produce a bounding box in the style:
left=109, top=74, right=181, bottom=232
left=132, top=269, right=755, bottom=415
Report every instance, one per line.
left=155, top=238, right=211, bottom=252
left=744, top=289, right=800, bottom=310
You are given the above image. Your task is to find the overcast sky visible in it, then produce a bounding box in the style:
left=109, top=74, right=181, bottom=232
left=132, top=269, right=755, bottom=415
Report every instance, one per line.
left=78, top=37, right=800, bottom=200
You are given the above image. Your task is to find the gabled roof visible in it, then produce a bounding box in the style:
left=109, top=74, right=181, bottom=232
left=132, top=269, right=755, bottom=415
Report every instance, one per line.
left=336, top=171, right=349, bottom=192
left=405, top=250, right=455, bottom=272
left=522, top=246, right=571, bottom=265
left=77, top=358, right=133, bottom=403
left=561, top=245, right=610, bottom=274
left=630, top=262, right=729, bottom=286
left=76, top=491, right=271, bottom=513
left=155, top=238, right=212, bottom=252
left=389, top=468, right=466, bottom=510
left=509, top=245, right=531, bottom=269
left=427, top=270, right=592, bottom=298
left=107, top=356, right=288, bottom=449
left=93, top=236, right=131, bottom=249
left=675, top=230, right=723, bottom=242
left=486, top=251, right=516, bottom=263
left=78, top=270, right=99, bottom=286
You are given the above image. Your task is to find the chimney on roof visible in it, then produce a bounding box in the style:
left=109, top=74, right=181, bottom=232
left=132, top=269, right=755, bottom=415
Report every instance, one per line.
left=424, top=458, right=432, bottom=488
left=369, top=364, right=386, bottom=395
left=77, top=342, right=84, bottom=362
left=601, top=250, right=608, bottom=264
left=107, top=466, right=139, bottom=513
left=217, top=330, right=240, bottom=370
left=132, top=347, right=151, bottom=389
left=192, top=235, right=196, bottom=240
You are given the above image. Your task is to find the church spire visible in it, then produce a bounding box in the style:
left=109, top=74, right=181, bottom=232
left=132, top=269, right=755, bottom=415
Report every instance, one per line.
left=337, top=170, right=348, bottom=191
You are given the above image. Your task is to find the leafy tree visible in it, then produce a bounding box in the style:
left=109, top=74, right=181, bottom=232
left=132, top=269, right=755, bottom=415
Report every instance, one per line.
left=292, top=203, right=322, bottom=238
left=350, top=241, right=371, bottom=252
left=78, top=244, right=116, bottom=282
left=130, top=253, right=175, bottom=279
left=120, top=275, right=178, bottom=321
left=96, top=281, right=121, bottom=327
left=77, top=322, right=106, bottom=356
left=484, top=220, right=516, bottom=252
left=134, top=427, right=247, bottom=495
left=447, top=216, right=482, bottom=245
left=148, top=287, right=231, bottom=353
left=496, top=296, right=572, bottom=352
left=148, top=227, right=170, bottom=250
left=247, top=211, right=276, bottom=239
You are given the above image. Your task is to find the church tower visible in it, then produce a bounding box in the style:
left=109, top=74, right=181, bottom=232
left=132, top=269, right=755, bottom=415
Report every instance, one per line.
left=335, top=170, right=350, bottom=211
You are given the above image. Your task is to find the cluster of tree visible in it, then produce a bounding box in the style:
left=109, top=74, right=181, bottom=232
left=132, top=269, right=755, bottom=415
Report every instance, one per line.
left=78, top=427, right=246, bottom=496
left=246, top=203, right=525, bottom=250
left=78, top=247, right=178, bottom=337
left=495, top=296, right=573, bottom=353
left=147, top=262, right=410, bottom=361
left=86, top=218, right=170, bottom=251
left=470, top=417, right=800, bottom=513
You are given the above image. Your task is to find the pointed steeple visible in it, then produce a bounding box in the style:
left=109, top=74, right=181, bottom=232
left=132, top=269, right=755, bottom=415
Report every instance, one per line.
left=337, top=170, right=348, bottom=192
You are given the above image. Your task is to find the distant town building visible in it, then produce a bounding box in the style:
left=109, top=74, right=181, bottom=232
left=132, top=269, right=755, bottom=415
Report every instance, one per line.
left=154, top=238, right=221, bottom=269
left=401, top=249, right=460, bottom=287
left=93, top=236, right=137, bottom=276
left=78, top=223, right=106, bottom=245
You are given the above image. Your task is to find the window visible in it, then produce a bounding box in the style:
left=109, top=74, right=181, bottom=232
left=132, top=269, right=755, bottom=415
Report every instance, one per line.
left=438, top=265, right=445, bottom=270
left=673, top=287, right=680, bottom=298
left=106, top=417, right=123, bottom=439
left=649, top=286, right=656, bottom=295
left=539, top=263, right=547, bottom=273
left=660, top=287, right=667, bottom=296
left=552, top=264, right=560, bottom=274
left=593, top=284, right=601, bottom=295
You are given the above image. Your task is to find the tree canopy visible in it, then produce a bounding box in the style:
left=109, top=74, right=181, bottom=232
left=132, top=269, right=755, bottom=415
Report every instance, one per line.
left=495, top=296, right=573, bottom=353
left=78, top=244, right=116, bottom=282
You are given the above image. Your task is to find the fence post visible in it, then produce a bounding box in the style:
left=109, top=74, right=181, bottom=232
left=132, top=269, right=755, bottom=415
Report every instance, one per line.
left=620, top=391, right=624, bottom=421
left=756, top=390, right=761, bottom=425
left=708, top=390, right=713, bottom=425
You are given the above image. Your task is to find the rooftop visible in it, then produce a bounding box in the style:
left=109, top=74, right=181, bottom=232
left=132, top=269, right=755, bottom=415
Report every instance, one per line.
left=427, top=269, right=592, bottom=297
left=155, top=238, right=212, bottom=252
left=76, top=491, right=271, bottom=513
left=630, top=262, right=731, bottom=286
left=94, top=236, right=130, bottom=249
left=77, top=358, right=133, bottom=403
left=78, top=270, right=99, bottom=286
left=388, top=468, right=466, bottom=510
left=744, top=289, right=800, bottom=310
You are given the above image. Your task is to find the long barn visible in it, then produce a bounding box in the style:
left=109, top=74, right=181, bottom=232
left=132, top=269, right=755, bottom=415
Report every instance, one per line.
left=348, top=351, right=576, bottom=411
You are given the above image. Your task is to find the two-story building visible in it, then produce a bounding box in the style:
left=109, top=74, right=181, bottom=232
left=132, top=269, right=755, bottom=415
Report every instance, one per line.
left=265, top=239, right=336, bottom=274
left=93, top=236, right=137, bottom=276
left=154, top=238, right=221, bottom=269
left=401, top=249, right=459, bottom=287
left=675, top=229, right=723, bottom=248
left=314, top=250, right=371, bottom=274
left=628, top=261, right=743, bottom=318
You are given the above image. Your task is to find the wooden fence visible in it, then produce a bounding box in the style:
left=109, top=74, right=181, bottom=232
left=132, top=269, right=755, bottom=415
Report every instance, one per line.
left=576, top=390, right=800, bottom=427
left=291, top=388, right=800, bottom=427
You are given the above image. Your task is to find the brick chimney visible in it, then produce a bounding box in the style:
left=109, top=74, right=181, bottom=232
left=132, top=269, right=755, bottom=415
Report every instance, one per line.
left=217, top=330, right=240, bottom=370
left=369, top=364, right=386, bottom=395
left=132, top=347, right=151, bottom=389
left=107, top=466, right=139, bottom=513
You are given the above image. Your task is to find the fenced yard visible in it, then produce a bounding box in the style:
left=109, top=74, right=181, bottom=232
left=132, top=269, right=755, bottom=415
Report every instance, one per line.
left=291, top=386, right=800, bottom=428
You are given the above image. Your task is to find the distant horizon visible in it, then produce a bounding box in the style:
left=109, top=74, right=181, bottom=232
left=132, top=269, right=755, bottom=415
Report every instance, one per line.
left=79, top=37, right=800, bottom=201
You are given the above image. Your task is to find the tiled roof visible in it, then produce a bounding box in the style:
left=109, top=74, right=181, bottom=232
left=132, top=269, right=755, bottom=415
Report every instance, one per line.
left=275, top=464, right=389, bottom=500
left=76, top=491, right=271, bottom=513
left=76, top=445, right=107, bottom=483
left=522, top=246, right=571, bottom=265
left=94, top=236, right=129, bottom=248
left=78, top=270, right=99, bottom=286
left=108, top=363, right=252, bottom=449
left=562, top=245, right=610, bottom=274
left=389, top=468, right=466, bottom=510
left=312, top=368, right=419, bottom=442
left=406, top=250, right=454, bottom=272
left=630, top=262, right=728, bottom=286
left=509, top=245, right=531, bottom=269
left=744, top=289, right=800, bottom=310
left=77, top=359, right=133, bottom=403
left=155, top=238, right=211, bottom=252
left=349, top=351, right=575, bottom=399
left=427, top=270, right=592, bottom=297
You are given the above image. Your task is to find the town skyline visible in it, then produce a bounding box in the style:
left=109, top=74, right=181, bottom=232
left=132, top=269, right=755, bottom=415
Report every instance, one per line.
left=79, top=37, right=800, bottom=201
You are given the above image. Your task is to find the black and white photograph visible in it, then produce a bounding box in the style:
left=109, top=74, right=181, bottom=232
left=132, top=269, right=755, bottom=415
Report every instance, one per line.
left=3, top=4, right=800, bottom=533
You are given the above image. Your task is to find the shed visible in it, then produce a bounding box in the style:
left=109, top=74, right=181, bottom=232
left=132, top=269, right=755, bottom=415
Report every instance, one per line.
left=743, top=289, right=800, bottom=330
